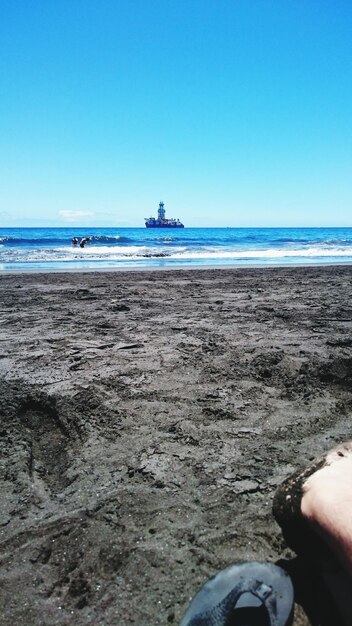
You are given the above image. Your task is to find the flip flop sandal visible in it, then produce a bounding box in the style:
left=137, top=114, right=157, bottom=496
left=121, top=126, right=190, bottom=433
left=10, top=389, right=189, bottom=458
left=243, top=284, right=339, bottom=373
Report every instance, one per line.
left=180, top=561, right=294, bottom=626
left=272, top=441, right=352, bottom=560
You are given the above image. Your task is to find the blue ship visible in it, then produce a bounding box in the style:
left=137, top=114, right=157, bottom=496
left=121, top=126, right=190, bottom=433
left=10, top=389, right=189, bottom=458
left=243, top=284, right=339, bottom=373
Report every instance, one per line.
left=145, top=201, right=184, bottom=228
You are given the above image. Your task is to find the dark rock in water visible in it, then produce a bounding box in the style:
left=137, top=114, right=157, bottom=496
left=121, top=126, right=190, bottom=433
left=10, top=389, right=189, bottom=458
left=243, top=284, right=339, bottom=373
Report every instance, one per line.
left=142, top=253, right=169, bottom=258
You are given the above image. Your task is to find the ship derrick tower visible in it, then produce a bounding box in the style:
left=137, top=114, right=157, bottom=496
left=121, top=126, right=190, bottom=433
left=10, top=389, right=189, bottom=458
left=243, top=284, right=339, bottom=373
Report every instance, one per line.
left=158, top=201, right=165, bottom=221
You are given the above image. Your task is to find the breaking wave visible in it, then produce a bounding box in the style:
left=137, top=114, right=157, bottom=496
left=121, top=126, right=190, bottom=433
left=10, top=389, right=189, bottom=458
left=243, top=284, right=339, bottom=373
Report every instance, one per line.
left=2, top=226, right=352, bottom=269
left=0, top=234, right=132, bottom=245
left=2, top=244, right=352, bottom=264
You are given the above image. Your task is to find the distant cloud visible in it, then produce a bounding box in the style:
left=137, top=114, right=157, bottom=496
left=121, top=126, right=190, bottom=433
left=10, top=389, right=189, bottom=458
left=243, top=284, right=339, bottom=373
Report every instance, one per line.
left=59, top=210, right=95, bottom=222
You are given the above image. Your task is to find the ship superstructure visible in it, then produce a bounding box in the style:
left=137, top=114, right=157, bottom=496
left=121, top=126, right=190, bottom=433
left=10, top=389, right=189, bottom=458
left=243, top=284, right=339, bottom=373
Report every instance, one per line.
left=145, top=201, right=184, bottom=228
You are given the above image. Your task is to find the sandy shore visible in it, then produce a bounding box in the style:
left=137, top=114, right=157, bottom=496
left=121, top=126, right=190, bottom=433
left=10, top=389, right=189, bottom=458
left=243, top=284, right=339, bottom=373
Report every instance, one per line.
left=1, top=266, right=352, bottom=625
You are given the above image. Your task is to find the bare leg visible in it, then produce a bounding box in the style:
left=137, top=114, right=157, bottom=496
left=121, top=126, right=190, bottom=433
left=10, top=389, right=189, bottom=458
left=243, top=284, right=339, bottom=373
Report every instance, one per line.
left=274, top=441, right=352, bottom=626
left=301, top=443, right=352, bottom=579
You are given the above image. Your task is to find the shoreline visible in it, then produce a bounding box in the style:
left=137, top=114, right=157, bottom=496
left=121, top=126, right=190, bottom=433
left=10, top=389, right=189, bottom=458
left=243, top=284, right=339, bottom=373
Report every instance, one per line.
left=1, top=265, right=352, bottom=625
left=2, top=259, right=352, bottom=275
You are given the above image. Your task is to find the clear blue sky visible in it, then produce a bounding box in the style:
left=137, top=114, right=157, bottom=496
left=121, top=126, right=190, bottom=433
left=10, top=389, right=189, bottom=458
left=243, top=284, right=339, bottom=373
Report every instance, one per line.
left=1, top=0, right=351, bottom=227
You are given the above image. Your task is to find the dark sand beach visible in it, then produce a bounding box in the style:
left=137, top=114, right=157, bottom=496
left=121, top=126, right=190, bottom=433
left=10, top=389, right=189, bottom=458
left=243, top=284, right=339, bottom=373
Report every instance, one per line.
left=1, top=266, right=352, bottom=625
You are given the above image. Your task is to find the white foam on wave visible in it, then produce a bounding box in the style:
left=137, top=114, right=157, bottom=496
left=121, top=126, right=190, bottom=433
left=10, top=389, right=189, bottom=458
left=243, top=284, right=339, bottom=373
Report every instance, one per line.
left=0, top=244, right=187, bottom=262
left=56, top=245, right=145, bottom=255
left=54, top=244, right=187, bottom=258
left=171, top=246, right=352, bottom=259
left=2, top=244, right=352, bottom=264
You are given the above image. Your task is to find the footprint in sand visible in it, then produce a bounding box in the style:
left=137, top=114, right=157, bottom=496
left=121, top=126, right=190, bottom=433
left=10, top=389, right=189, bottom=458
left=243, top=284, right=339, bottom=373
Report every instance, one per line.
left=20, top=399, right=70, bottom=492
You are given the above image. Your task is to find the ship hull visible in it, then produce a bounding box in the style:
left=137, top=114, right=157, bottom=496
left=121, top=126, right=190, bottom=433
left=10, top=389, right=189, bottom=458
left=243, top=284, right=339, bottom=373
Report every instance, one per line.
left=145, top=223, right=184, bottom=228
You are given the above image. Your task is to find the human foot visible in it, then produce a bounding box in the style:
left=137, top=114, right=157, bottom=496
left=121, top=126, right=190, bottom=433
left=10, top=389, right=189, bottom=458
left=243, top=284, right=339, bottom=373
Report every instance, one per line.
left=180, top=562, right=294, bottom=626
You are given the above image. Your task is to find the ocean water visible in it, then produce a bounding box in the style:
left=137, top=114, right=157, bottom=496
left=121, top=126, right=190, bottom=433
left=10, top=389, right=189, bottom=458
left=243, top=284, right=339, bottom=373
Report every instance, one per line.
left=1, top=227, right=352, bottom=272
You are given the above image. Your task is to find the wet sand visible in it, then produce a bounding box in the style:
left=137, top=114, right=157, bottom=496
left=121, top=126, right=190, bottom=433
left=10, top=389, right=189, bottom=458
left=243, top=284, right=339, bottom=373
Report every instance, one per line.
left=1, top=266, right=352, bottom=625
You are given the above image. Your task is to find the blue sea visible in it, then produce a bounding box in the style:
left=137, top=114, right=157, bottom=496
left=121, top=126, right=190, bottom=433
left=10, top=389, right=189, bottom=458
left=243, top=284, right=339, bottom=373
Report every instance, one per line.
left=1, top=227, right=352, bottom=272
